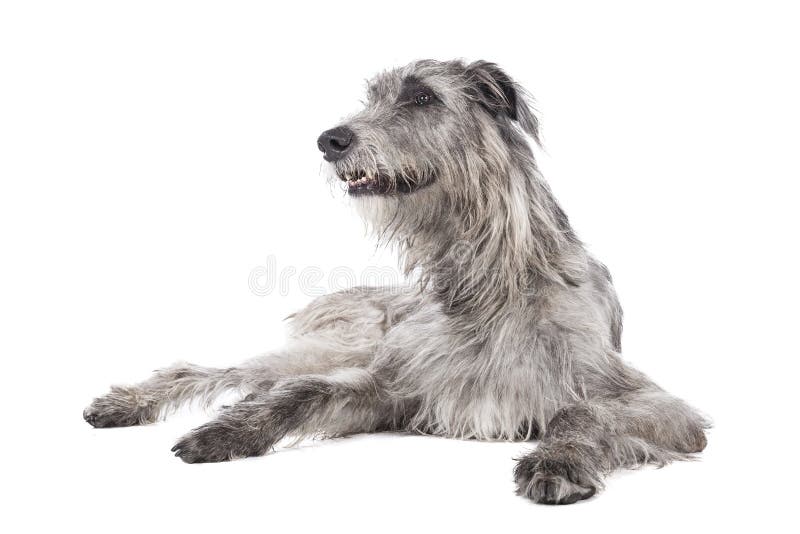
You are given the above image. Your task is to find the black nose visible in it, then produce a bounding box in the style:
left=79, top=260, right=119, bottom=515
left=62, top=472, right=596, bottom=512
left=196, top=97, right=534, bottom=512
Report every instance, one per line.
left=317, top=126, right=355, bottom=162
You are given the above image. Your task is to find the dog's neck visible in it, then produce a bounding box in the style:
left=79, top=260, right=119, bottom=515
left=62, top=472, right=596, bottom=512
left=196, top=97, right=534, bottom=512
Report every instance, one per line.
left=398, top=162, right=586, bottom=332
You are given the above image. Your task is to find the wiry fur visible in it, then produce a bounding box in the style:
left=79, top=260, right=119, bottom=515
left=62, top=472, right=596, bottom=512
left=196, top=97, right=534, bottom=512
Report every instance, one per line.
left=85, top=59, right=709, bottom=505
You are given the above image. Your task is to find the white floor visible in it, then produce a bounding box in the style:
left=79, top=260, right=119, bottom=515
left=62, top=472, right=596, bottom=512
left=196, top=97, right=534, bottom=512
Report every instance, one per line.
left=9, top=396, right=772, bottom=533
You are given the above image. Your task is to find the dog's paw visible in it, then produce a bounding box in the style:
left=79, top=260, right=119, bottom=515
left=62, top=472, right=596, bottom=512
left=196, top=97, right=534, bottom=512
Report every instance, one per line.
left=83, top=386, right=156, bottom=428
left=172, top=420, right=268, bottom=464
left=514, top=455, right=598, bottom=505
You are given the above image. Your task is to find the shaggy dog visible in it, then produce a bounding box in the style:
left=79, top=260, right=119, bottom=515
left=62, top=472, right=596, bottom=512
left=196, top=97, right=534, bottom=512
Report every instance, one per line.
left=85, top=59, right=708, bottom=505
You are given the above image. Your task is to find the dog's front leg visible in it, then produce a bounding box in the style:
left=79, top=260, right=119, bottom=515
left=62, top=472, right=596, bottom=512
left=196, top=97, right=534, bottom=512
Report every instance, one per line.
left=513, top=386, right=709, bottom=504
left=171, top=368, right=391, bottom=463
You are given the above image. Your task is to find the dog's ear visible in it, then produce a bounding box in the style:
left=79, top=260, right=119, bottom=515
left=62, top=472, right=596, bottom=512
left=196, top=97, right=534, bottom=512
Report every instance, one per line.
left=465, top=61, right=541, bottom=145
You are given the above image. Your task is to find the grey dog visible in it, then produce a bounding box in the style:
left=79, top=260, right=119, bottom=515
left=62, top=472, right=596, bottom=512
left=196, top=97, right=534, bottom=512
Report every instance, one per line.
left=84, top=59, right=709, bottom=505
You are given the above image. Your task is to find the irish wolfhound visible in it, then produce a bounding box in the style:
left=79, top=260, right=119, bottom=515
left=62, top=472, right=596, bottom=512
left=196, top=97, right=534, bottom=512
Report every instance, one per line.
left=84, top=59, right=709, bottom=504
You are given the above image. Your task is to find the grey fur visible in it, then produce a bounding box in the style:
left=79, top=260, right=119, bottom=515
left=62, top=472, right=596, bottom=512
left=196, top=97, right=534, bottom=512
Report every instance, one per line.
left=84, top=59, right=709, bottom=505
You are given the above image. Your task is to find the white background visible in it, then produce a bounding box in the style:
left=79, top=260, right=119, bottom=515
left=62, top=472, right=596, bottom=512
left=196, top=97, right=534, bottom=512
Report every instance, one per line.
left=1, top=1, right=798, bottom=532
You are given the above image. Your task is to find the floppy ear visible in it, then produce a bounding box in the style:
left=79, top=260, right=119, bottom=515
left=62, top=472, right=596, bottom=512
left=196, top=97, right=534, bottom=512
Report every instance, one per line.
left=465, top=60, right=541, bottom=145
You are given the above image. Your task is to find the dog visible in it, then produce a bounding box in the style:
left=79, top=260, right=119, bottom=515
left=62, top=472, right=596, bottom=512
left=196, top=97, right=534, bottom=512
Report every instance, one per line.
left=84, top=59, right=709, bottom=505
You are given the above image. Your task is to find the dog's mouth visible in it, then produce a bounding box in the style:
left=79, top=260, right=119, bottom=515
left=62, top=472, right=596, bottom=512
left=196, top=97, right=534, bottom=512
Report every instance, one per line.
left=337, top=168, right=430, bottom=196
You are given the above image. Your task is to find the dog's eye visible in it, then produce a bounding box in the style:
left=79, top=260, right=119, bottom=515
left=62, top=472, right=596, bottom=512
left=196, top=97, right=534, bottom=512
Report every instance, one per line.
left=414, top=91, right=432, bottom=106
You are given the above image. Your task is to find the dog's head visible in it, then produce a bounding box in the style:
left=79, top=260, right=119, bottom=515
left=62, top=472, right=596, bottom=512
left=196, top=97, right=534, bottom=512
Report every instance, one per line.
left=318, top=60, right=585, bottom=288
left=318, top=60, right=540, bottom=222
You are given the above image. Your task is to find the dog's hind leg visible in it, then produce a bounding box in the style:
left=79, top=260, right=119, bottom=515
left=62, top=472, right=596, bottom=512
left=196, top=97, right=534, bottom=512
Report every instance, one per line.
left=83, top=286, right=416, bottom=428
left=171, top=367, right=395, bottom=463
left=82, top=331, right=381, bottom=429
left=82, top=361, right=274, bottom=428
left=82, top=337, right=381, bottom=429
left=514, top=386, right=709, bottom=505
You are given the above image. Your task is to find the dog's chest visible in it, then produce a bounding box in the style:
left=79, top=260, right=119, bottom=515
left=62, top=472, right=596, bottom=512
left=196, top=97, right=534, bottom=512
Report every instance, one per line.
left=379, top=314, right=559, bottom=440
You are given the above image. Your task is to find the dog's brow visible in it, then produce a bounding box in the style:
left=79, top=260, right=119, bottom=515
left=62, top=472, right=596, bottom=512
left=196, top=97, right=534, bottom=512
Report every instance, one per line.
left=396, top=76, right=436, bottom=103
